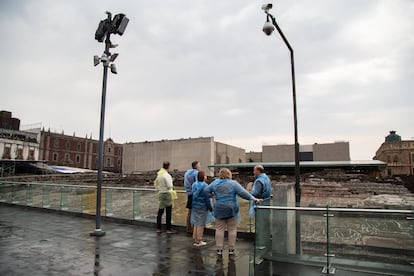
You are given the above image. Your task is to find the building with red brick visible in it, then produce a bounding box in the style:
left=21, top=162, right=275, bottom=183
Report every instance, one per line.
left=39, top=129, right=122, bottom=173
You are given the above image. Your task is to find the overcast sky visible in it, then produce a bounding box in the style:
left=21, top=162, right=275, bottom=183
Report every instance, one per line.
left=1, top=0, right=413, bottom=160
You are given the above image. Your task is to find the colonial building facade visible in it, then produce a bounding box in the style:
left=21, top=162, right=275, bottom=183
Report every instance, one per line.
left=374, top=131, right=414, bottom=176
left=0, top=111, right=40, bottom=161
left=39, top=130, right=123, bottom=173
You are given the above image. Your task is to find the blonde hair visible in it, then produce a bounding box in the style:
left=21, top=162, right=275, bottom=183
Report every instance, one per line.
left=218, top=168, right=232, bottom=179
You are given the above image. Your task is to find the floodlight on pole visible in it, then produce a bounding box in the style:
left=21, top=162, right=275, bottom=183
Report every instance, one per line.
left=90, top=11, right=128, bottom=237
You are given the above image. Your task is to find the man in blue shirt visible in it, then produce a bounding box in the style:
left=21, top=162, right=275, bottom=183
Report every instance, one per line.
left=251, top=164, right=272, bottom=257
left=184, top=161, right=200, bottom=235
left=251, top=165, right=272, bottom=200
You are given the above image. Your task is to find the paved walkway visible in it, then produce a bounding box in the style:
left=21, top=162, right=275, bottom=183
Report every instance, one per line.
left=0, top=205, right=253, bottom=275
left=2, top=205, right=411, bottom=276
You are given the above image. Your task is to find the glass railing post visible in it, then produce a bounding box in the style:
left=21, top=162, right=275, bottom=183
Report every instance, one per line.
left=26, top=184, right=33, bottom=206
left=42, top=185, right=50, bottom=208
left=80, top=188, right=84, bottom=213
left=60, top=186, right=68, bottom=210
left=105, top=188, right=113, bottom=216
left=322, top=205, right=335, bottom=275
left=11, top=184, right=18, bottom=203
left=409, top=207, right=414, bottom=266
left=12, top=184, right=19, bottom=204
left=0, top=183, right=5, bottom=202
left=133, top=190, right=140, bottom=220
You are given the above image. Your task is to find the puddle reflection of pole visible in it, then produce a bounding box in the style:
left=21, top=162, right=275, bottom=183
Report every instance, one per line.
left=94, top=238, right=102, bottom=275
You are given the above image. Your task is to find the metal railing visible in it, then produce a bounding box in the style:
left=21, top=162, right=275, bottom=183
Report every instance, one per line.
left=0, top=181, right=253, bottom=232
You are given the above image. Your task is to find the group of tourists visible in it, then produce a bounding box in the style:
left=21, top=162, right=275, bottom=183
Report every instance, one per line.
left=154, top=160, right=272, bottom=256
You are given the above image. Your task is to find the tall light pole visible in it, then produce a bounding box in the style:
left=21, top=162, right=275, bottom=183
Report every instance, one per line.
left=90, top=11, right=129, bottom=237
left=261, top=3, right=301, bottom=252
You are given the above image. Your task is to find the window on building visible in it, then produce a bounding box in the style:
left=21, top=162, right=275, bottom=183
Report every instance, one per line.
left=76, top=155, right=80, bottom=163
left=117, top=159, right=121, bottom=165
left=108, top=147, right=111, bottom=153
left=107, top=158, right=111, bottom=167
left=53, top=153, right=58, bottom=161
left=65, top=153, right=70, bottom=162
left=393, top=155, right=399, bottom=163
left=77, top=143, right=81, bottom=151
left=54, top=139, right=59, bottom=148
left=66, top=141, right=70, bottom=149
left=387, top=156, right=391, bottom=163
left=28, top=148, right=35, bottom=160
left=16, top=147, right=23, bottom=159
left=3, top=144, right=11, bottom=159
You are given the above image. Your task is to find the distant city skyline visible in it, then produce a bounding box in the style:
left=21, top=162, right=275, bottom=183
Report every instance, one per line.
left=1, top=1, right=413, bottom=161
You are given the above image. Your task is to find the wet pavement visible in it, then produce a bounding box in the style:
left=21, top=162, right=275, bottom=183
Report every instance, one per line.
left=0, top=205, right=254, bottom=275
left=1, top=204, right=412, bottom=276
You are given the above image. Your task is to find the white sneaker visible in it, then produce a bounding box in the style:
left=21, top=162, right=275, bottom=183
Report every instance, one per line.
left=199, top=241, right=207, bottom=246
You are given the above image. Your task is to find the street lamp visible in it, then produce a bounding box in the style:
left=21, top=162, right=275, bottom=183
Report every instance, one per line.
left=90, top=11, right=129, bottom=237
left=261, top=3, right=301, bottom=251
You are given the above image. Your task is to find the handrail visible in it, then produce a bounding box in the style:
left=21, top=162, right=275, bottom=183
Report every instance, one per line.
left=0, top=181, right=186, bottom=193
left=255, top=205, right=412, bottom=214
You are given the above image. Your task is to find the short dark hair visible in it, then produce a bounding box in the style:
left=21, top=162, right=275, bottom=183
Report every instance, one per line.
left=191, top=161, right=199, bottom=169
left=197, top=171, right=205, bottom=182
left=163, top=161, right=170, bottom=170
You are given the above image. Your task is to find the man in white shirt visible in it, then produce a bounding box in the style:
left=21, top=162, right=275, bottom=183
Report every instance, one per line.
left=154, top=161, right=177, bottom=234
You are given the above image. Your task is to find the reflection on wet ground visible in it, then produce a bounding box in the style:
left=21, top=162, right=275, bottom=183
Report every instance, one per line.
left=0, top=205, right=254, bottom=275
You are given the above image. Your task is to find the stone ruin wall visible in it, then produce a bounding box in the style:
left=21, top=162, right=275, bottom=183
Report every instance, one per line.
left=2, top=169, right=414, bottom=208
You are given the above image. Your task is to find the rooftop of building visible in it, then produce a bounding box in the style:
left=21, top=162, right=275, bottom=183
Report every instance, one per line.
left=209, top=160, right=387, bottom=169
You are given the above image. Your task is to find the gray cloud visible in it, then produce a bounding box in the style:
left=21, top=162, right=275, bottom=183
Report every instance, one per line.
left=1, top=0, right=413, bottom=160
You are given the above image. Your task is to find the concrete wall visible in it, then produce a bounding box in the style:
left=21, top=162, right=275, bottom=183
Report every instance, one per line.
left=263, top=142, right=350, bottom=162
left=122, top=137, right=215, bottom=174
left=246, top=151, right=262, bottom=162
left=215, top=142, right=245, bottom=164
left=122, top=137, right=246, bottom=176
left=313, top=141, right=350, bottom=161
left=262, top=144, right=295, bottom=162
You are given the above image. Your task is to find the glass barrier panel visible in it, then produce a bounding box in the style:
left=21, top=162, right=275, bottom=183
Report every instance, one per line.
left=0, top=183, right=9, bottom=202
left=47, top=185, right=63, bottom=210
left=11, top=184, right=21, bottom=203
left=63, top=186, right=83, bottom=213
left=105, top=188, right=113, bottom=216
left=30, top=184, right=44, bottom=208
left=26, top=184, right=33, bottom=206
left=329, top=209, right=414, bottom=273
left=170, top=190, right=186, bottom=226
left=42, top=185, right=50, bottom=208
left=135, top=190, right=159, bottom=223
left=60, top=186, right=68, bottom=210
left=107, top=188, right=133, bottom=219
left=82, top=187, right=98, bottom=215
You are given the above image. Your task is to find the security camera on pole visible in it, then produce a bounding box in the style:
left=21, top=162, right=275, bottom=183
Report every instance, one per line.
left=90, top=11, right=129, bottom=237
left=260, top=3, right=301, bottom=253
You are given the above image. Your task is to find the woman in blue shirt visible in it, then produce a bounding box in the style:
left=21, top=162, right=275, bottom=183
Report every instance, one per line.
left=191, top=171, right=214, bottom=246
left=205, top=168, right=261, bottom=256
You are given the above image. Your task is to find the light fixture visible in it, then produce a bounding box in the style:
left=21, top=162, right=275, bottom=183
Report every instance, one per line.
left=91, top=11, right=129, bottom=238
